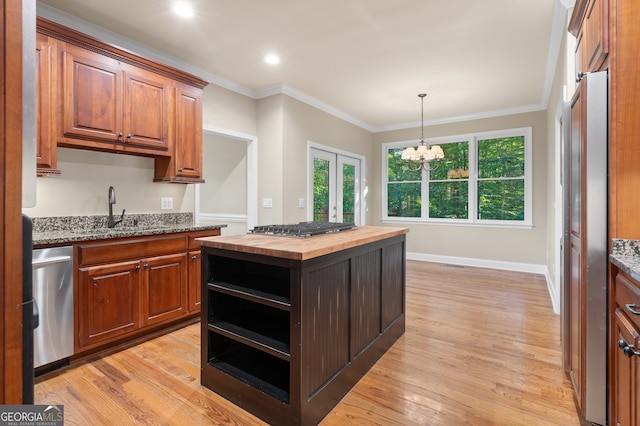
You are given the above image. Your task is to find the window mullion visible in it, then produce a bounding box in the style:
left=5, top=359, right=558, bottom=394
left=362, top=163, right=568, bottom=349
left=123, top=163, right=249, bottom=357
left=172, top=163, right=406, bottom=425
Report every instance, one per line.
left=468, top=136, right=478, bottom=223
left=423, top=167, right=428, bottom=220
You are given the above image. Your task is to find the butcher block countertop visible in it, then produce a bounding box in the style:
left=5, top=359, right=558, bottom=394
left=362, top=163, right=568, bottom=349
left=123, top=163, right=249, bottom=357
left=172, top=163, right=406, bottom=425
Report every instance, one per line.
left=196, top=225, right=409, bottom=261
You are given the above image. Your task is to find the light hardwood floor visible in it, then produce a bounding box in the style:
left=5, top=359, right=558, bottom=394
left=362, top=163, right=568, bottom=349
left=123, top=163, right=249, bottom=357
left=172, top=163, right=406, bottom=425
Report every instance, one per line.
left=35, top=260, right=582, bottom=425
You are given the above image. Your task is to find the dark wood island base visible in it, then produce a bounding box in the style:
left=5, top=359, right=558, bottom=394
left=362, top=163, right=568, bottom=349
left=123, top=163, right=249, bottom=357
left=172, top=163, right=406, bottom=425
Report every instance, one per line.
left=197, top=226, right=408, bottom=425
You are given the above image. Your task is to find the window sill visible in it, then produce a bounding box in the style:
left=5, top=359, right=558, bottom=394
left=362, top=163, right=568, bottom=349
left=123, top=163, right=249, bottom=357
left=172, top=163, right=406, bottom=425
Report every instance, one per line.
left=381, top=218, right=533, bottom=230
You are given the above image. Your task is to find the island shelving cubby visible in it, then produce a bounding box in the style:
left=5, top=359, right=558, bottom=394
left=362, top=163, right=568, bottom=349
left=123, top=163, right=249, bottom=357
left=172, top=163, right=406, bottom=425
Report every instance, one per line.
left=198, top=226, right=408, bottom=425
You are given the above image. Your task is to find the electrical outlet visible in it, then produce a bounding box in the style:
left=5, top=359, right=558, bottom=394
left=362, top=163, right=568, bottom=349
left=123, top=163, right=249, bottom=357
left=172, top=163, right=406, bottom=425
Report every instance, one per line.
left=160, top=197, right=173, bottom=210
left=263, top=198, right=273, bottom=209
left=298, top=198, right=305, bottom=208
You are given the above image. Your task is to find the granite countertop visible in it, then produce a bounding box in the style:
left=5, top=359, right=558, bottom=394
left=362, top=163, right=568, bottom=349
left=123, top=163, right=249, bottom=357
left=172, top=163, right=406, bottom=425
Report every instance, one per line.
left=610, top=239, right=640, bottom=282
left=31, top=213, right=226, bottom=247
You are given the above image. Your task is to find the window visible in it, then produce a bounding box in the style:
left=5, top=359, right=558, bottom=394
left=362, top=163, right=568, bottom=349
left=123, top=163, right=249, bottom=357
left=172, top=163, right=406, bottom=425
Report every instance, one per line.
left=383, top=127, right=532, bottom=227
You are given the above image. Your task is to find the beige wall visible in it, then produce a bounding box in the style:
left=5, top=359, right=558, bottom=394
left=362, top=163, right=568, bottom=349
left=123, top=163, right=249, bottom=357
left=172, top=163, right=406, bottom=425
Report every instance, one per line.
left=203, top=84, right=257, bottom=135
left=281, top=96, right=374, bottom=224
left=544, top=15, right=574, bottom=309
left=373, top=111, right=548, bottom=266
left=256, top=94, right=285, bottom=224
left=249, top=94, right=375, bottom=226
left=200, top=133, right=247, bottom=214
left=22, top=148, right=192, bottom=217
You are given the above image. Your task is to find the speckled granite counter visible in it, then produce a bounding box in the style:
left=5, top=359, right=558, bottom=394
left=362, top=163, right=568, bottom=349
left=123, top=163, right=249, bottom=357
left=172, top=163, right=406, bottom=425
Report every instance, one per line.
left=31, top=213, right=226, bottom=247
left=610, top=239, right=640, bottom=282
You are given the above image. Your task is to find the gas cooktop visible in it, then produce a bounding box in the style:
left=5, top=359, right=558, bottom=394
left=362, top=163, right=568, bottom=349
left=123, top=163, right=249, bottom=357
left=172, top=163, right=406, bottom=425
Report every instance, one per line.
left=249, top=222, right=356, bottom=238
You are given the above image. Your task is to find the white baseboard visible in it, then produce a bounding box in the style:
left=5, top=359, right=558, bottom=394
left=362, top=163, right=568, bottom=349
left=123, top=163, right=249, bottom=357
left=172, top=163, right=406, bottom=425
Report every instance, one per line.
left=406, top=252, right=560, bottom=314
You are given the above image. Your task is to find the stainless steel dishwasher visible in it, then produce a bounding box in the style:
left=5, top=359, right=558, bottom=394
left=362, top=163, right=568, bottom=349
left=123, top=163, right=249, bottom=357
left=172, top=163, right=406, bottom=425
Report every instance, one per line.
left=32, top=246, right=74, bottom=368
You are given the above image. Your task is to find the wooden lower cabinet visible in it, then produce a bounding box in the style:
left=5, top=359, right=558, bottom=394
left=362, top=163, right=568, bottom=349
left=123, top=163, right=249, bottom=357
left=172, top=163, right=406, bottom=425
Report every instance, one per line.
left=77, top=260, right=141, bottom=348
left=188, top=249, right=201, bottom=312
left=142, top=253, right=188, bottom=326
left=611, top=268, right=640, bottom=426
left=75, top=229, right=219, bottom=353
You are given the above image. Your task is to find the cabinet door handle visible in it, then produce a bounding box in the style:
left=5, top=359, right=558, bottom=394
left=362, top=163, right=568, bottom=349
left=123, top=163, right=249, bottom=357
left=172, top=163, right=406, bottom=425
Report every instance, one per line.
left=118, top=132, right=123, bottom=138
left=144, top=263, right=149, bottom=268
left=626, top=304, right=640, bottom=315
left=618, top=339, right=640, bottom=358
left=136, top=265, right=141, bottom=270
left=126, top=134, right=132, bottom=140
left=192, top=255, right=198, bottom=261
left=93, top=282, right=98, bottom=287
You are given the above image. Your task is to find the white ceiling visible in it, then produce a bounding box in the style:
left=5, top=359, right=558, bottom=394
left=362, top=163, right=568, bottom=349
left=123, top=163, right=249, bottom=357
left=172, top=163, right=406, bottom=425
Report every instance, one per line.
left=36, top=0, right=568, bottom=132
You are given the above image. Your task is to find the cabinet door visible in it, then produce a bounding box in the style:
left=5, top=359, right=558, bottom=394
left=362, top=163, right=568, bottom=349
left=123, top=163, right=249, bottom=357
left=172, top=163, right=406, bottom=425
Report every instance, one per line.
left=612, top=309, right=639, bottom=426
left=78, top=260, right=140, bottom=349
left=61, top=45, right=122, bottom=143
left=142, top=253, right=188, bottom=326
left=188, top=249, right=201, bottom=312
left=35, top=33, right=59, bottom=174
left=583, top=0, right=608, bottom=72
left=174, top=83, right=203, bottom=179
left=122, top=65, right=170, bottom=151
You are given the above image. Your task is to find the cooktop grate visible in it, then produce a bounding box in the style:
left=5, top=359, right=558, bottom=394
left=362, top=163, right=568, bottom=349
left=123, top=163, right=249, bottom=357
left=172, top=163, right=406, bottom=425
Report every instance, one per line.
left=249, top=222, right=356, bottom=238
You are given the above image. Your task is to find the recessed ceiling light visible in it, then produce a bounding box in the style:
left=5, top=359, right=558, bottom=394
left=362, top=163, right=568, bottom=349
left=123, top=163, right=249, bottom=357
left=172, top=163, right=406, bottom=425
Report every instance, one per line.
left=264, top=54, right=281, bottom=65
left=173, top=3, right=194, bottom=18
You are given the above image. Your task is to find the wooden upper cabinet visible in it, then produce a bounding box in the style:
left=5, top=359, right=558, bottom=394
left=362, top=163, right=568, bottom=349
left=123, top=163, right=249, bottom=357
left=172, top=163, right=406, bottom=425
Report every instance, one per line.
left=36, top=17, right=207, bottom=182
left=175, top=84, right=203, bottom=179
left=154, top=83, right=204, bottom=183
left=583, top=0, right=608, bottom=72
left=35, top=33, right=61, bottom=175
left=61, top=44, right=122, bottom=145
left=122, top=65, right=171, bottom=151
left=569, top=0, right=608, bottom=74
left=60, top=44, right=171, bottom=154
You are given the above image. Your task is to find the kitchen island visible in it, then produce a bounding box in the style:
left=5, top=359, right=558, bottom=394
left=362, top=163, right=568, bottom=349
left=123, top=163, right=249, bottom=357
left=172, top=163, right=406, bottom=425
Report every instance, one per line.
left=197, top=226, right=408, bottom=425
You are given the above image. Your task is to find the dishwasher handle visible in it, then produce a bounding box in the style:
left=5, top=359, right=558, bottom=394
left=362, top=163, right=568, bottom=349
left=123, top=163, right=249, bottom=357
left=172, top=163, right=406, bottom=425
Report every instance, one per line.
left=32, top=255, right=71, bottom=268
left=32, top=299, right=39, bottom=330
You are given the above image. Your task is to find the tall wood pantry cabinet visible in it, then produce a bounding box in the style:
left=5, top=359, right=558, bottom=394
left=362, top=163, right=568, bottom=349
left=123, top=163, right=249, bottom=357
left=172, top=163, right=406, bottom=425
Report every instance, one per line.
left=566, top=1, right=609, bottom=424
left=570, top=0, right=640, bottom=424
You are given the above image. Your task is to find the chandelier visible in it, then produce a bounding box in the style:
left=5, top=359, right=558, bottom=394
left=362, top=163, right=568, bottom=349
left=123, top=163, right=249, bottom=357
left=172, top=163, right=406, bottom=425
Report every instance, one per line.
left=401, top=93, right=444, bottom=171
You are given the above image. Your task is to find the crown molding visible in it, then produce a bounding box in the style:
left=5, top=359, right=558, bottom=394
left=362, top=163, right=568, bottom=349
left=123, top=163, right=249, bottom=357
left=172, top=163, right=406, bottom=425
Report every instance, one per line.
left=375, top=102, right=547, bottom=133
left=540, top=0, right=573, bottom=110
left=36, top=2, right=258, bottom=98
left=256, top=84, right=376, bottom=132
left=36, top=1, right=571, bottom=134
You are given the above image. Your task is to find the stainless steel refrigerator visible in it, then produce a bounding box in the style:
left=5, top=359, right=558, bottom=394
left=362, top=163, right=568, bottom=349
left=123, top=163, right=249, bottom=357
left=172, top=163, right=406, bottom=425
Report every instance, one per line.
left=561, top=69, right=608, bottom=425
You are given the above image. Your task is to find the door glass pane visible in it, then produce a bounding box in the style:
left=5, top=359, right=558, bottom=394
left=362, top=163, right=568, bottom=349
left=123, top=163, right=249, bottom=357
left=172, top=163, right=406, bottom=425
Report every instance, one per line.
left=342, top=164, right=355, bottom=223
left=313, top=158, right=330, bottom=222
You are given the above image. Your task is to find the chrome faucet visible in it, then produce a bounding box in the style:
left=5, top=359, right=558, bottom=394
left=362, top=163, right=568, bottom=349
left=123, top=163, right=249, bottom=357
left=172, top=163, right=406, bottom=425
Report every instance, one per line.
left=108, top=186, right=125, bottom=228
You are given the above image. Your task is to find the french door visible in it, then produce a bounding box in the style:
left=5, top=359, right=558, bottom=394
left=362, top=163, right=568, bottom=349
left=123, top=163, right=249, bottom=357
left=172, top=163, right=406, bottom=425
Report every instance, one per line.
left=309, top=147, right=361, bottom=225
